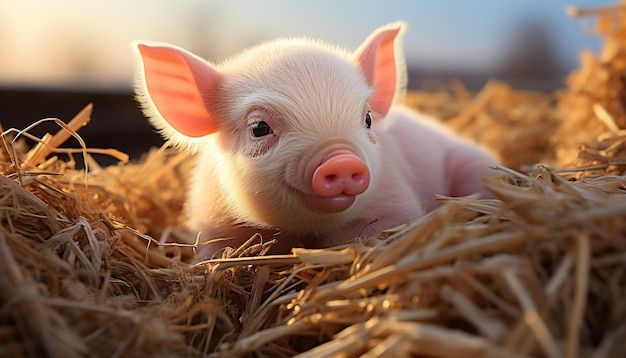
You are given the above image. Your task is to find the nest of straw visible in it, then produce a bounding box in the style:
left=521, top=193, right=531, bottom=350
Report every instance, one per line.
left=2, top=3, right=626, bottom=358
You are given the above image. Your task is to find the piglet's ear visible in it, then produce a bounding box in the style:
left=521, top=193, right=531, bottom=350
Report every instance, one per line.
left=354, top=22, right=407, bottom=118
left=134, top=43, right=223, bottom=147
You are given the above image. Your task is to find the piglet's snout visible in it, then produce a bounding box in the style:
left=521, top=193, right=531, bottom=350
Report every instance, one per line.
left=312, top=154, right=370, bottom=197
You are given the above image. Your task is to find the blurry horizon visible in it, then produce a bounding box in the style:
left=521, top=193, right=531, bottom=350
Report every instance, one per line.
left=0, top=0, right=606, bottom=92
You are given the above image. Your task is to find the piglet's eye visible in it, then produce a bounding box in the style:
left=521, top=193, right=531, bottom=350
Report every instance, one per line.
left=365, top=112, right=372, bottom=129
left=251, top=121, right=273, bottom=137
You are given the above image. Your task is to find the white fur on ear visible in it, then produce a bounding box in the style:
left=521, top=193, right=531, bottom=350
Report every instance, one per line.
left=387, top=21, right=408, bottom=104
left=355, top=21, right=408, bottom=109
left=132, top=41, right=221, bottom=151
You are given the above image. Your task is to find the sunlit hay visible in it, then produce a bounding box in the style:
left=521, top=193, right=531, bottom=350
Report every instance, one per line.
left=1, top=2, right=626, bottom=358
left=406, top=3, right=626, bottom=177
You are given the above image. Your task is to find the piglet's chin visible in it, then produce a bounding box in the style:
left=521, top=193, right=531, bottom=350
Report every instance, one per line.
left=302, top=194, right=356, bottom=213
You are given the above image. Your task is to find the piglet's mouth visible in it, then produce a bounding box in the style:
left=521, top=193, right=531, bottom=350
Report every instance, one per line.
left=302, top=194, right=356, bottom=213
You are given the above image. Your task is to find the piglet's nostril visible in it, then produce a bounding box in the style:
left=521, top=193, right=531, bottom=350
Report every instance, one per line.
left=312, top=154, right=370, bottom=197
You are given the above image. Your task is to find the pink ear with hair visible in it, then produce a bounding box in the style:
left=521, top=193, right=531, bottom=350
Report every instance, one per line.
left=137, top=44, right=223, bottom=138
left=354, top=22, right=407, bottom=118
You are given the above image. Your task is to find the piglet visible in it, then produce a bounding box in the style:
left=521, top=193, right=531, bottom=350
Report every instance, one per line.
left=133, top=22, right=497, bottom=259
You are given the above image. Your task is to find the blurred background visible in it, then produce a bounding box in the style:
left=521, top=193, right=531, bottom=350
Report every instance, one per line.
left=0, top=0, right=605, bottom=163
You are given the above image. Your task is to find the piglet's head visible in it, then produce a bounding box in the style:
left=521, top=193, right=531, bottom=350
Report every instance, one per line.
left=134, top=22, right=407, bottom=232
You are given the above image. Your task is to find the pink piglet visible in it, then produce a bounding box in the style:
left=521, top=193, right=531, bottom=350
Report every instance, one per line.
left=133, top=22, right=497, bottom=259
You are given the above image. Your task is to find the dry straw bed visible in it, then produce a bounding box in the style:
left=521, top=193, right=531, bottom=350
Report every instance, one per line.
left=1, top=3, right=626, bottom=358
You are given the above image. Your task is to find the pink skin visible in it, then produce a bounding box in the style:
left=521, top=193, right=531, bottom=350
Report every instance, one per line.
left=306, top=151, right=370, bottom=213
left=133, top=22, right=498, bottom=260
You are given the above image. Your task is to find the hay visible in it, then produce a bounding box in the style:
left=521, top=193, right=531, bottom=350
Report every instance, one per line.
left=1, top=3, right=626, bottom=358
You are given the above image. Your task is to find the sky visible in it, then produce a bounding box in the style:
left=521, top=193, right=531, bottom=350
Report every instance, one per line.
left=0, top=0, right=606, bottom=90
